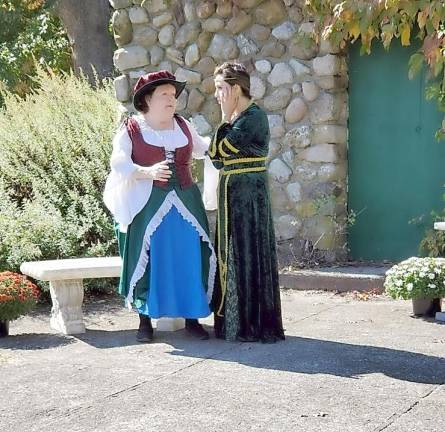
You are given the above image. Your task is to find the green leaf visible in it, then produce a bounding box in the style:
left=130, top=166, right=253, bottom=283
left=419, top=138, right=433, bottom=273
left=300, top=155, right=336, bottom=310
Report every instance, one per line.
left=408, top=53, right=424, bottom=79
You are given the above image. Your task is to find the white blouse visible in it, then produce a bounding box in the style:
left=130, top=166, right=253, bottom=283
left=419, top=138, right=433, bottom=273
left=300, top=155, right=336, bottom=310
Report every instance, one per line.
left=103, top=115, right=218, bottom=232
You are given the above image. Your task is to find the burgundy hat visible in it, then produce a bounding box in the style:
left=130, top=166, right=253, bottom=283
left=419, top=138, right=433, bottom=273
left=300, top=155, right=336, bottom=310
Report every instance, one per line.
left=133, top=70, right=186, bottom=111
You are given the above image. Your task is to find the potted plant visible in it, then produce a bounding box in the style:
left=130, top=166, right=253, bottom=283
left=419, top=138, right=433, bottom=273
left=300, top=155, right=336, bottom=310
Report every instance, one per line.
left=384, top=257, right=445, bottom=317
left=0, top=271, right=40, bottom=336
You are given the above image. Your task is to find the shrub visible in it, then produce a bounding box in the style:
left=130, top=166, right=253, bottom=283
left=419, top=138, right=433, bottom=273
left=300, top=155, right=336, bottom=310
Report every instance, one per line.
left=0, top=67, right=119, bottom=272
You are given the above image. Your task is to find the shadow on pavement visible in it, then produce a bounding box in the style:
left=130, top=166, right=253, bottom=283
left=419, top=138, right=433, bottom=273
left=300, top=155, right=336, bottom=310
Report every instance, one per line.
left=73, top=326, right=445, bottom=385
left=0, top=333, right=74, bottom=350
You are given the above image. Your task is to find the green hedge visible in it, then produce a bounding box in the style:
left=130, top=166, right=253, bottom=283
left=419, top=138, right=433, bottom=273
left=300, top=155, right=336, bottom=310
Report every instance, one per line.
left=0, top=68, right=118, bottom=273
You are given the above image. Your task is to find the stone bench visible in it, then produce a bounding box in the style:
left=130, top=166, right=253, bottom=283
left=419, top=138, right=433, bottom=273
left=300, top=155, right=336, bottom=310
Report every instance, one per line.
left=20, top=257, right=185, bottom=335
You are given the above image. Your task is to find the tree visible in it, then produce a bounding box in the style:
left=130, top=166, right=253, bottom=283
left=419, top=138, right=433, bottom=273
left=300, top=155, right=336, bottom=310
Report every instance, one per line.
left=54, top=0, right=115, bottom=83
left=0, top=0, right=71, bottom=97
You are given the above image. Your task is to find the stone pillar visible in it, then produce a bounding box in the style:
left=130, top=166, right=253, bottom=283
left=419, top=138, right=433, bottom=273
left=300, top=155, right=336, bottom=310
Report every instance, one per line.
left=109, top=0, right=350, bottom=263
left=49, top=279, right=86, bottom=335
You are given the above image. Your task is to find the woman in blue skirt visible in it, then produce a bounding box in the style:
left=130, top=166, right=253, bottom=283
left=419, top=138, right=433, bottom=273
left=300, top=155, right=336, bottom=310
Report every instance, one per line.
left=104, top=71, right=216, bottom=342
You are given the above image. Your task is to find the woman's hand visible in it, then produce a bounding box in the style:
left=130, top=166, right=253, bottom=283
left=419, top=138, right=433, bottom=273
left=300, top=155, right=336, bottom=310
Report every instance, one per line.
left=135, top=161, right=172, bottom=181
left=219, top=81, right=238, bottom=122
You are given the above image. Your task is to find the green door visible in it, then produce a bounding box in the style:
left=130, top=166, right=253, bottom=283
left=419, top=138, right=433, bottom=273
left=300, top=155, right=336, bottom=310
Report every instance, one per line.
left=348, top=41, right=445, bottom=261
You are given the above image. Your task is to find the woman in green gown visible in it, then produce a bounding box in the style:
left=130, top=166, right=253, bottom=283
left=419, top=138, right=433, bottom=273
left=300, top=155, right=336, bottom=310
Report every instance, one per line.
left=209, top=62, right=285, bottom=343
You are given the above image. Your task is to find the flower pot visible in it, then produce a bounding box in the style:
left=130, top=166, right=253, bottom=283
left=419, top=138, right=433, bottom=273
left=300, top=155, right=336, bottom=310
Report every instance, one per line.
left=0, top=320, right=9, bottom=337
left=412, top=298, right=442, bottom=317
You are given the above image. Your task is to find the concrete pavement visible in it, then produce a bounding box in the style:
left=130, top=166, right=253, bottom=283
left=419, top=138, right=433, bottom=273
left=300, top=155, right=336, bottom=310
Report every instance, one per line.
left=1, top=290, right=444, bottom=432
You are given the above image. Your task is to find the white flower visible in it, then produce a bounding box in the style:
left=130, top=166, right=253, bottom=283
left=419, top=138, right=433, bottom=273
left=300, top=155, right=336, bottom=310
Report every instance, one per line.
left=395, top=280, right=403, bottom=287
left=428, top=283, right=436, bottom=289
left=407, top=283, right=413, bottom=291
left=428, top=273, right=435, bottom=280
left=435, top=268, right=442, bottom=274
left=419, top=272, right=426, bottom=278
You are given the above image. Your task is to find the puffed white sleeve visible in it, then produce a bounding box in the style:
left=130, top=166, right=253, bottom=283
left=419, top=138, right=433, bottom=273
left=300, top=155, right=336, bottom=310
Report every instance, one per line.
left=184, top=119, right=219, bottom=211
left=103, top=126, right=153, bottom=232
left=183, top=119, right=210, bottom=159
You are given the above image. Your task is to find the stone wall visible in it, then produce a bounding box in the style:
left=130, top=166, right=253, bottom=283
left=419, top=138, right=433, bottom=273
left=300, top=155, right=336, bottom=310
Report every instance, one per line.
left=110, top=0, right=349, bottom=264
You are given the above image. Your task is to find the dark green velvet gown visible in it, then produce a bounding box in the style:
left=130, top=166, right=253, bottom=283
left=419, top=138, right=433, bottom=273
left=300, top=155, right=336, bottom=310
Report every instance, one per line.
left=209, top=103, right=285, bottom=343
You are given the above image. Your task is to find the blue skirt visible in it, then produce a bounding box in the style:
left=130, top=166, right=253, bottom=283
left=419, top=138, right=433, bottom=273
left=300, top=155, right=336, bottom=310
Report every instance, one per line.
left=138, top=206, right=211, bottom=319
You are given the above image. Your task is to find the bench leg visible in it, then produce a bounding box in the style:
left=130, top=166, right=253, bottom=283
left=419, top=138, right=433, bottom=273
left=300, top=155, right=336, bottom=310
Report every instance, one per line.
left=156, top=318, right=185, bottom=332
left=49, top=279, right=86, bottom=335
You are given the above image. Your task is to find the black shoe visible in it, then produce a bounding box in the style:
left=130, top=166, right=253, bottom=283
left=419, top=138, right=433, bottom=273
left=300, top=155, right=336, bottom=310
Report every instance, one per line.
left=185, top=319, right=209, bottom=340
left=136, top=314, right=154, bottom=343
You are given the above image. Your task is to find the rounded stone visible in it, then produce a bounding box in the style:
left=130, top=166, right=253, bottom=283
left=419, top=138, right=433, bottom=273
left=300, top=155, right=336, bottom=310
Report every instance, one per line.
left=318, top=164, right=340, bottom=181
left=166, top=47, right=184, bottom=65
left=203, top=17, right=225, bottom=33
left=198, top=32, right=212, bottom=53
left=196, top=57, right=216, bottom=76
left=255, top=60, right=271, bottom=74
left=152, top=12, right=173, bottom=28
left=250, top=76, right=266, bottom=100
left=264, top=88, right=292, bottom=111
left=176, top=89, right=188, bottom=111
left=289, top=39, right=318, bottom=60
left=197, top=1, right=216, bottom=19
left=268, top=139, right=282, bottom=160
left=312, top=54, right=342, bottom=77
left=185, top=44, right=200, bottom=67
left=286, top=182, right=302, bottom=203
left=192, top=114, right=212, bottom=135
left=260, top=41, right=286, bottom=58
left=141, top=0, right=168, bottom=13
left=187, top=88, right=205, bottom=111
left=249, top=24, right=271, bottom=41
left=128, top=6, right=149, bottom=24
left=289, top=59, right=311, bottom=77
left=237, top=35, right=259, bottom=57
left=208, top=34, right=239, bottom=61
left=227, top=11, right=252, bottom=35
left=298, top=144, right=338, bottom=163
left=114, top=46, right=149, bottom=71
left=269, top=158, right=292, bottom=183
left=175, top=22, right=201, bottom=49
left=175, top=67, right=202, bottom=84
left=132, top=26, right=158, bottom=48
left=283, top=125, right=312, bottom=149
left=158, top=25, right=175, bottom=46
left=216, top=1, right=232, bottom=17
left=302, top=81, right=320, bottom=102
left=312, top=125, right=347, bottom=145
left=295, top=163, right=317, bottom=181
left=112, top=10, right=132, bottom=46
left=114, top=75, right=130, bottom=102
left=272, top=21, right=297, bottom=40
left=255, top=0, right=287, bottom=26
left=200, top=76, right=216, bottom=94
left=201, top=99, right=221, bottom=125
left=150, top=46, right=164, bottom=66
left=183, top=0, right=197, bottom=21
left=285, top=98, right=308, bottom=123
left=268, top=63, right=294, bottom=87
left=310, top=93, right=341, bottom=123
left=268, top=115, right=285, bottom=138
left=158, top=60, right=172, bottom=73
